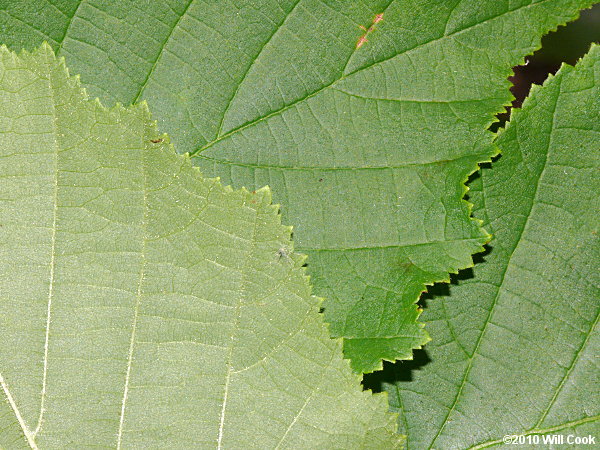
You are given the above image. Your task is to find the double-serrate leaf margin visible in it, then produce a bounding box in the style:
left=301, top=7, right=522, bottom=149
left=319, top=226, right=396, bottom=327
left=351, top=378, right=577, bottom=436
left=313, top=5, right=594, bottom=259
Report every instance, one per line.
left=0, top=44, right=401, bottom=449
left=0, top=0, right=594, bottom=373
left=377, top=45, right=600, bottom=449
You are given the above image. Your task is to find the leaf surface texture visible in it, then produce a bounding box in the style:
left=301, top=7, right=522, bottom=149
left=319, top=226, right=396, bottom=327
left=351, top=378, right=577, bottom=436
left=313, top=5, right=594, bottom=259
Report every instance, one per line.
left=0, top=0, right=594, bottom=371
left=378, top=45, right=600, bottom=449
left=0, top=45, right=401, bottom=449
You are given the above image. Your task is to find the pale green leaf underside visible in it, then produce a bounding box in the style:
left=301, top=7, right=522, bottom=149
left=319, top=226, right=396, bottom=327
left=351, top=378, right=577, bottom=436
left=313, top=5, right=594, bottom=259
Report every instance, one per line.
left=381, top=46, right=600, bottom=448
left=0, top=45, right=401, bottom=449
left=1, top=0, right=594, bottom=371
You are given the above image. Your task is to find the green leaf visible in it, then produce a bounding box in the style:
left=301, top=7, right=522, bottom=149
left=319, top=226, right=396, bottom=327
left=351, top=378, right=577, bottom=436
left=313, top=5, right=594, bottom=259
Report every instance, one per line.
left=0, top=44, right=401, bottom=449
left=1, top=0, right=593, bottom=372
left=375, top=45, right=600, bottom=448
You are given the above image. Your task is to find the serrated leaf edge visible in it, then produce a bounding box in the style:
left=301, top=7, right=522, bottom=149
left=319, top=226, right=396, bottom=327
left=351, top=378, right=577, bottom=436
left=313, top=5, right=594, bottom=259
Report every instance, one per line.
left=0, top=42, right=405, bottom=446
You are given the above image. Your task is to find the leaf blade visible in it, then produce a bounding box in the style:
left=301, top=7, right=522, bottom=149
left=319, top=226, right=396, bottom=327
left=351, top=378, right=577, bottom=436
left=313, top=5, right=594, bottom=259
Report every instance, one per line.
left=0, top=44, right=401, bottom=449
left=0, top=0, right=594, bottom=371
left=378, top=44, right=600, bottom=449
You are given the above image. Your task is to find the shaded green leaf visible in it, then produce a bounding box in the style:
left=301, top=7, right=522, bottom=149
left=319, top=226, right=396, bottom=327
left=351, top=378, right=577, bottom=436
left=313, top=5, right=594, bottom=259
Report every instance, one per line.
left=0, top=44, right=401, bottom=449
left=375, top=45, right=600, bottom=448
left=0, top=0, right=594, bottom=371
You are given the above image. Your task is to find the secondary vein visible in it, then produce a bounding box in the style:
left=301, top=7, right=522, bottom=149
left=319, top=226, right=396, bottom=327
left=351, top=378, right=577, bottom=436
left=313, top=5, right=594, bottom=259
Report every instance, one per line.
left=116, top=111, right=150, bottom=449
left=216, top=203, right=259, bottom=448
left=33, top=47, right=61, bottom=438
left=190, top=0, right=549, bottom=158
left=428, top=71, right=563, bottom=450
left=55, top=0, right=86, bottom=55
left=215, top=0, right=303, bottom=139
left=1, top=372, right=38, bottom=449
left=131, top=0, right=195, bottom=104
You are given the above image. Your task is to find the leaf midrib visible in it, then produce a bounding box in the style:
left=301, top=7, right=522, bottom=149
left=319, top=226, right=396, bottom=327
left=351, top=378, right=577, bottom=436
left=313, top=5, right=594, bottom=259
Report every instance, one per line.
left=426, top=77, right=561, bottom=450
left=425, top=72, right=596, bottom=449
left=195, top=152, right=489, bottom=172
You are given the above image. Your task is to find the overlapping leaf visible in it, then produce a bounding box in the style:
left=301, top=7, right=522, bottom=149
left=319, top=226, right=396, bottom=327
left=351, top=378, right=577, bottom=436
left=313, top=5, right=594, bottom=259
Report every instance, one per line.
left=374, top=45, right=600, bottom=448
left=0, top=44, right=401, bottom=449
left=0, top=0, right=594, bottom=371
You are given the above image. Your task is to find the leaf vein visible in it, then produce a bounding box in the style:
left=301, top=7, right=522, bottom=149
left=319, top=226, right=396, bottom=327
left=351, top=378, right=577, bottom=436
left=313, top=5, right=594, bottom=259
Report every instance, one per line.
left=427, top=70, right=564, bottom=449
left=33, top=48, right=61, bottom=438
left=533, top=308, right=600, bottom=428
left=190, top=0, right=554, bottom=158
left=131, top=0, right=195, bottom=104
left=215, top=0, right=303, bottom=139
left=216, top=206, right=259, bottom=448
left=0, top=373, right=37, bottom=449
left=116, top=111, right=150, bottom=449
left=55, top=0, right=85, bottom=55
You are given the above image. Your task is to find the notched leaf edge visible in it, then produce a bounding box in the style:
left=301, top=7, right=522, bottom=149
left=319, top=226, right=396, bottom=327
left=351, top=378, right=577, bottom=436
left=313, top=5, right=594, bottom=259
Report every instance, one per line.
left=389, top=5, right=597, bottom=372
left=0, top=42, right=405, bottom=446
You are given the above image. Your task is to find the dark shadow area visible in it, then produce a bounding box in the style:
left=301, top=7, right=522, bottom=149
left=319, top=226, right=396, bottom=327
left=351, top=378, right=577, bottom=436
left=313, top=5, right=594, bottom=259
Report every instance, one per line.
left=363, top=350, right=432, bottom=392
left=479, top=159, right=496, bottom=170
left=466, top=166, right=481, bottom=184
left=490, top=4, right=600, bottom=131
left=418, top=246, right=490, bottom=306
left=472, top=243, right=492, bottom=265
left=362, top=244, right=491, bottom=391
left=361, top=9, right=598, bottom=391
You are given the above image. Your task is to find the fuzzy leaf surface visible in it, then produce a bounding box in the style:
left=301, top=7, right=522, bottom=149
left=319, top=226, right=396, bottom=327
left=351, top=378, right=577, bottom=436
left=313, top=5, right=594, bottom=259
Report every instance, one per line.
left=374, top=45, right=600, bottom=448
left=0, top=0, right=594, bottom=371
left=0, top=44, right=401, bottom=449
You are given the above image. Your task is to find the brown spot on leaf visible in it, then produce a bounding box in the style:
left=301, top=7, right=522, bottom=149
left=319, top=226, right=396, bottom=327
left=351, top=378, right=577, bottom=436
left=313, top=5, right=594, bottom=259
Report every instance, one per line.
left=356, top=13, right=384, bottom=49
left=356, top=35, right=368, bottom=49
